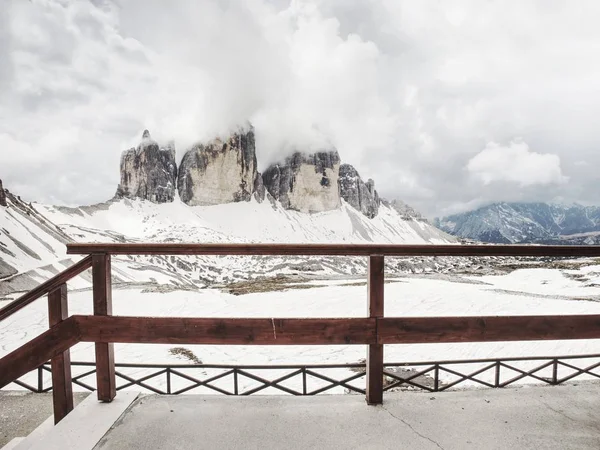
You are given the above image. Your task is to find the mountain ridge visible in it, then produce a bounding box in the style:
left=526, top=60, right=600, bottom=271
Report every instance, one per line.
left=435, top=202, right=600, bottom=244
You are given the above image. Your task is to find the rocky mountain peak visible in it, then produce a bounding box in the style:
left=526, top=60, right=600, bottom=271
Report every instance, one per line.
left=177, top=126, right=258, bottom=206
left=338, top=164, right=379, bottom=218
left=115, top=129, right=178, bottom=203
left=0, top=179, right=6, bottom=207
left=262, top=150, right=342, bottom=213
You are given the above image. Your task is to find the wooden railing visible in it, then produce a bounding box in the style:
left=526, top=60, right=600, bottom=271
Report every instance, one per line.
left=2, top=244, right=600, bottom=424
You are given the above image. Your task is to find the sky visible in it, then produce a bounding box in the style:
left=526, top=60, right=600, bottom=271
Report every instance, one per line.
left=1, top=0, right=600, bottom=219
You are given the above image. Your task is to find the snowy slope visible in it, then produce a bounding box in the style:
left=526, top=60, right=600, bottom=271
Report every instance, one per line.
left=0, top=194, right=71, bottom=275
left=1, top=195, right=456, bottom=296
left=40, top=196, right=453, bottom=245
left=0, top=192, right=88, bottom=296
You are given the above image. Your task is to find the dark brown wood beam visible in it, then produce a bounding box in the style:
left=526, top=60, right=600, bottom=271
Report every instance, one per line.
left=92, top=254, right=116, bottom=403
left=76, top=316, right=377, bottom=345
left=378, top=315, right=600, bottom=344
left=0, top=255, right=92, bottom=322
left=66, top=243, right=600, bottom=257
left=366, top=255, right=384, bottom=405
left=0, top=317, right=80, bottom=389
left=48, top=284, right=74, bottom=424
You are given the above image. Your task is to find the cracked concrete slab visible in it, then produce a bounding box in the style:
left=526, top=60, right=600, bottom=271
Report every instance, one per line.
left=94, top=382, right=600, bottom=450
left=0, top=391, right=90, bottom=448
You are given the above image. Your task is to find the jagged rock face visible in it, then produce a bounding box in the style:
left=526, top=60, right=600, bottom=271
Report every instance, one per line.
left=116, top=131, right=178, bottom=203
left=388, top=199, right=424, bottom=221
left=0, top=179, right=6, bottom=207
left=338, top=164, right=379, bottom=218
left=262, top=151, right=341, bottom=213
left=177, top=128, right=257, bottom=206
left=253, top=172, right=266, bottom=203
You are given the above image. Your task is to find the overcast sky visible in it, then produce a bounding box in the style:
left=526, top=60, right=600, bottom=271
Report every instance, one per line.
left=1, top=0, right=600, bottom=218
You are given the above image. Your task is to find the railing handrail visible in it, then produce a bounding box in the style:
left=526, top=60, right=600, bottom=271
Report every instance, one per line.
left=0, top=255, right=93, bottom=322
left=66, top=242, right=600, bottom=257
left=4, top=313, right=600, bottom=390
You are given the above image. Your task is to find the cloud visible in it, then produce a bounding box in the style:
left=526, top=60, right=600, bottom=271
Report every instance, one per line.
left=467, top=140, right=568, bottom=187
left=2, top=0, right=600, bottom=218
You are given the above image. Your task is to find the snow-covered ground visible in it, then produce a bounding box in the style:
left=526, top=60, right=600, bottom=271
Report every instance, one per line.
left=1, top=195, right=456, bottom=296
left=39, top=197, right=453, bottom=245
left=2, top=195, right=600, bottom=394
left=2, top=266, right=600, bottom=394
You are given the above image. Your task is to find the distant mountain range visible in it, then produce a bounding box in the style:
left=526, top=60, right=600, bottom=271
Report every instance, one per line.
left=435, top=202, right=600, bottom=244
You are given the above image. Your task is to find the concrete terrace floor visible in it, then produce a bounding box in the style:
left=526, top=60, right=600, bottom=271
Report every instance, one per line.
left=94, top=383, right=600, bottom=450
left=0, top=391, right=90, bottom=448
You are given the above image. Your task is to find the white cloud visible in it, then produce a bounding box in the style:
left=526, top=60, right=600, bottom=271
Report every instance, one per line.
left=467, top=140, right=568, bottom=187
left=2, top=0, right=600, bottom=217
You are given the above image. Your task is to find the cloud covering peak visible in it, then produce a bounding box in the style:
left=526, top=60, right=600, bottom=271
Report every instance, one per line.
left=2, top=0, right=600, bottom=217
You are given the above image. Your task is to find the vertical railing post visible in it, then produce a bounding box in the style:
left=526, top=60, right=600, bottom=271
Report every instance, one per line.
left=366, top=255, right=384, bottom=405
left=495, top=361, right=501, bottom=388
left=92, top=253, right=116, bottom=402
left=552, top=359, right=559, bottom=385
left=166, top=367, right=171, bottom=395
left=37, top=366, right=43, bottom=393
left=48, top=283, right=73, bottom=423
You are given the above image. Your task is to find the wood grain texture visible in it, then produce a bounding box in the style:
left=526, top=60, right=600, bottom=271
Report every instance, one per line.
left=366, top=255, right=384, bottom=405
left=92, top=254, right=116, bottom=402
left=76, top=316, right=377, bottom=345
left=67, top=243, right=600, bottom=257
left=378, top=315, right=600, bottom=344
left=368, top=256, right=384, bottom=318
left=366, top=344, right=383, bottom=405
left=48, top=284, right=73, bottom=423
left=0, top=255, right=92, bottom=322
left=0, top=318, right=80, bottom=389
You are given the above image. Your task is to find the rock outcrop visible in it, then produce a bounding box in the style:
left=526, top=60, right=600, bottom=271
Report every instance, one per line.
left=338, top=164, right=379, bottom=218
left=116, top=130, right=177, bottom=203
left=177, top=127, right=257, bottom=206
left=387, top=199, right=424, bottom=220
left=262, top=150, right=341, bottom=213
left=253, top=172, right=266, bottom=203
left=0, top=179, right=6, bottom=207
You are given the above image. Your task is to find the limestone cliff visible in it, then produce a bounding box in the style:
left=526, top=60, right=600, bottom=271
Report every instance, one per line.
left=262, top=150, right=341, bottom=213
left=116, top=130, right=178, bottom=203
left=177, top=127, right=257, bottom=206
left=338, top=164, right=379, bottom=218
